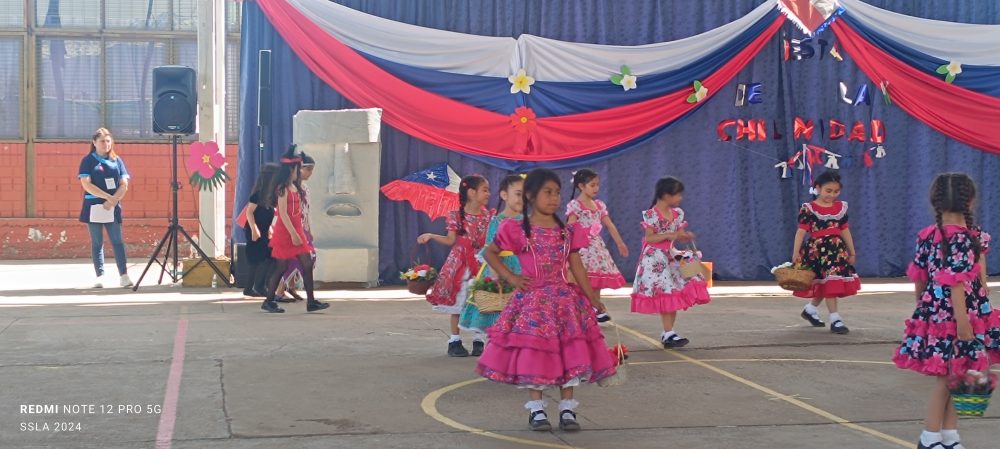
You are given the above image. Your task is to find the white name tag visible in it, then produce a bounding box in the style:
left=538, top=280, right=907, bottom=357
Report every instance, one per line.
left=104, top=178, right=116, bottom=189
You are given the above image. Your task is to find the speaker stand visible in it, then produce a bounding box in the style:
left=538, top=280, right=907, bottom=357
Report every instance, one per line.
left=133, top=135, right=232, bottom=290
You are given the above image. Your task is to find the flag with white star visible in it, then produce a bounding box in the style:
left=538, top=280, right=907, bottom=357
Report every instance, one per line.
left=379, top=163, right=462, bottom=221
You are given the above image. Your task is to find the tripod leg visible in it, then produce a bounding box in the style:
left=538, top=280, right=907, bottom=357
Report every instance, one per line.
left=178, top=226, right=234, bottom=287
left=133, top=226, right=174, bottom=291
left=158, top=227, right=178, bottom=284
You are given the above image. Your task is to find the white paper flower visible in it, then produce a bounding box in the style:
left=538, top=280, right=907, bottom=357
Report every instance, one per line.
left=619, top=74, right=638, bottom=91
left=947, top=61, right=962, bottom=77
left=416, top=270, right=427, bottom=277
left=508, top=69, right=535, bottom=94
left=695, top=85, right=708, bottom=101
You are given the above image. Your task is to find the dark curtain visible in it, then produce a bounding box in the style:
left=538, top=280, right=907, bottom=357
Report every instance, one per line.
left=238, top=0, right=1000, bottom=283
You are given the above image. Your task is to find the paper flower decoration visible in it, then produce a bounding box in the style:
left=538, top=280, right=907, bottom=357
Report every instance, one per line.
left=686, top=80, right=709, bottom=103
left=508, top=69, right=535, bottom=94
left=186, top=141, right=229, bottom=191
left=610, top=65, right=638, bottom=91
left=935, top=61, right=962, bottom=83
left=509, top=106, right=537, bottom=133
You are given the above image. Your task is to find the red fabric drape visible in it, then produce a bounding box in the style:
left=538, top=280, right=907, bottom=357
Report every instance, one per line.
left=258, top=0, right=783, bottom=161
left=832, top=21, right=1000, bottom=155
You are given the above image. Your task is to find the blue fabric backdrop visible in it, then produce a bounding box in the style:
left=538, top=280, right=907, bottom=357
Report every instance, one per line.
left=237, top=0, right=1000, bottom=283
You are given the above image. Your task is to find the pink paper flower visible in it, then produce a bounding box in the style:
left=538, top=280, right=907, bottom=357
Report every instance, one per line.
left=187, top=141, right=226, bottom=179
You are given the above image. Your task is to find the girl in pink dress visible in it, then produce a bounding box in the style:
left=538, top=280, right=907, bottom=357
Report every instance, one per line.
left=630, top=177, right=710, bottom=348
left=476, top=169, right=615, bottom=432
left=566, top=169, right=628, bottom=322
left=262, top=151, right=329, bottom=314
left=418, top=175, right=492, bottom=357
left=894, top=173, right=996, bottom=449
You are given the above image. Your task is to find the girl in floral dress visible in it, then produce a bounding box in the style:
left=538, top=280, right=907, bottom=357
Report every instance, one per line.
left=566, top=169, right=628, bottom=322
left=419, top=175, right=492, bottom=357
left=631, top=176, right=710, bottom=348
left=476, top=169, right=615, bottom=432
left=894, top=173, right=997, bottom=449
left=791, top=170, right=860, bottom=334
left=459, top=174, right=524, bottom=354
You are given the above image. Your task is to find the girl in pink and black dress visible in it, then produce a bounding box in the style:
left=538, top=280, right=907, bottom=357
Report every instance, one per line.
left=630, top=177, right=710, bottom=348
left=418, top=175, right=492, bottom=357
left=894, top=173, right=996, bottom=449
left=476, top=169, right=615, bottom=433
left=565, top=169, right=628, bottom=322
left=791, top=170, right=860, bottom=334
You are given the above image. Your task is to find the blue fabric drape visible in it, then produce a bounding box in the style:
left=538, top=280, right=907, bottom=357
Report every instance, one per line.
left=238, top=0, right=1000, bottom=284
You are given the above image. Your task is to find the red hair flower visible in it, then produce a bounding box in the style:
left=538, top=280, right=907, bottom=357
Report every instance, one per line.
left=509, top=106, right=537, bottom=134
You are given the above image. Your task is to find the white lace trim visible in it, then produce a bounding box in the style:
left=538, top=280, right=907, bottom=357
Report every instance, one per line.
left=802, top=201, right=848, bottom=221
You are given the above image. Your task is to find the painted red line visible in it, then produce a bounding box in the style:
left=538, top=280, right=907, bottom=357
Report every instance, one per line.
left=155, top=319, right=188, bottom=449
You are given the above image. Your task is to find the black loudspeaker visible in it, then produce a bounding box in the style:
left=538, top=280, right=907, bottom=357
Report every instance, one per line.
left=152, top=66, right=197, bottom=134
left=257, top=50, right=272, bottom=126
left=233, top=242, right=250, bottom=288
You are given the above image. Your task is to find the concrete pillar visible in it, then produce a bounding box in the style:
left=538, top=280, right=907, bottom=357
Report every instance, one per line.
left=293, top=109, right=383, bottom=286
left=196, top=0, right=226, bottom=257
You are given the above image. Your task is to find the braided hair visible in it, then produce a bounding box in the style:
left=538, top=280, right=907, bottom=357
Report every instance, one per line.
left=494, top=174, right=525, bottom=212
left=570, top=169, right=598, bottom=199
left=650, top=176, right=685, bottom=208
left=456, top=174, right=487, bottom=236
left=521, top=169, right=566, bottom=240
left=930, top=172, right=982, bottom=261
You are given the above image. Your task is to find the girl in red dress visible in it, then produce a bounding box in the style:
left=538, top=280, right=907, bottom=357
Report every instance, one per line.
left=262, top=151, right=329, bottom=314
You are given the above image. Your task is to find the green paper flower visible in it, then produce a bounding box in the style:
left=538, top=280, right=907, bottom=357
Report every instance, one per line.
left=686, top=80, right=708, bottom=103
left=935, top=61, right=961, bottom=84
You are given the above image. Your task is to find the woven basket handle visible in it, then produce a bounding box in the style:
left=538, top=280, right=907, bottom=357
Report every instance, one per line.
left=409, top=243, right=432, bottom=265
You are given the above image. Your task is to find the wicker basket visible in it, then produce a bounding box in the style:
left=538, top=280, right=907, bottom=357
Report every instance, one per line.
left=473, top=289, right=509, bottom=313
left=598, top=324, right=628, bottom=387
left=679, top=259, right=708, bottom=280
left=952, top=392, right=992, bottom=417
left=773, top=267, right=816, bottom=291
left=407, top=279, right=434, bottom=295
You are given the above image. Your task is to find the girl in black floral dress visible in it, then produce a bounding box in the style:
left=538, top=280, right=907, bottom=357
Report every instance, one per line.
left=792, top=170, right=861, bottom=334
left=894, top=173, right=996, bottom=449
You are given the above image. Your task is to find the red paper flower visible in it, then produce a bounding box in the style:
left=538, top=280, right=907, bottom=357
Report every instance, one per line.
left=509, top=107, right=537, bottom=133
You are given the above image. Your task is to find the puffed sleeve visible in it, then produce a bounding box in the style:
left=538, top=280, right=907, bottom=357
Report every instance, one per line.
left=569, top=222, right=589, bottom=252
left=596, top=200, right=609, bottom=219
left=640, top=209, right=657, bottom=230
left=445, top=210, right=460, bottom=233
left=565, top=199, right=580, bottom=219
left=493, top=219, right=526, bottom=254
left=906, top=230, right=933, bottom=283
left=974, top=227, right=991, bottom=255
left=839, top=201, right=849, bottom=230
left=797, top=204, right=812, bottom=231
left=934, top=232, right=980, bottom=286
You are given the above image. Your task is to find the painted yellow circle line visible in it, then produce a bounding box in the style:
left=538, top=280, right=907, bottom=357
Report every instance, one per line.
left=614, top=323, right=914, bottom=449
left=420, top=377, right=583, bottom=449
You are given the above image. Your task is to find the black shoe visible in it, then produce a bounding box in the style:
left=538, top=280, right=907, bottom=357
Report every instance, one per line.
left=447, top=340, right=469, bottom=357
left=595, top=307, right=611, bottom=323
left=801, top=310, right=825, bottom=327
left=528, top=410, right=551, bottom=431
left=917, top=441, right=946, bottom=449
left=243, top=288, right=264, bottom=298
left=830, top=320, right=850, bottom=335
left=306, top=300, right=330, bottom=312
left=261, top=299, right=284, bottom=313
left=471, top=340, right=485, bottom=356
left=558, top=410, right=580, bottom=431
left=274, top=294, right=295, bottom=303
left=662, top=334, right=689, bottom=348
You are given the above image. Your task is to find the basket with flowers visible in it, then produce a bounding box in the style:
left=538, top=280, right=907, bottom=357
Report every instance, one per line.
left=401, top=263, right=437, bottom=295
left=471, top=275, right=512, bottom=313
left=771, top=262, right=816, bottom=291
left=949, top=367, right=996, bottom=417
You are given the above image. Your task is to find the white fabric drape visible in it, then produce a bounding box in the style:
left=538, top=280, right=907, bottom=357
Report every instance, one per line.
left=288, top=0, right=777, bottom=81
left=840, top=0, right=1000, bottom=66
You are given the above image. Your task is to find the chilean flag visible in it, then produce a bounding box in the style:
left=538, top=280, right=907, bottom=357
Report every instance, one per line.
left=380, top=163, right=462, bottom=221
left=777, top=0, right=843, bottom=36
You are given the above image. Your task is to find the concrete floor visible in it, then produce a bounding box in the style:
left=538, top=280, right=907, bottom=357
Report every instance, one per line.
left=0, top=261, right=997, bottom=449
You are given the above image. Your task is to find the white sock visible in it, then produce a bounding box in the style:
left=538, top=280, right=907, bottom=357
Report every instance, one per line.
left=473, top=332, right=486, bottom=343
left=559, top=399, right=579, bottom=412
left=941, top=429, right=960, bottom=445
left=920, top=430, right=942, bottom=446
left=524, top=399, right=547, bottom=414
left=661, top=330, right=676, bottom=341
left=829, top=312, right=842, bottom=323
left=804, top=303, right=819, bottom=316
left=448, top=334, right=461, bottom=343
